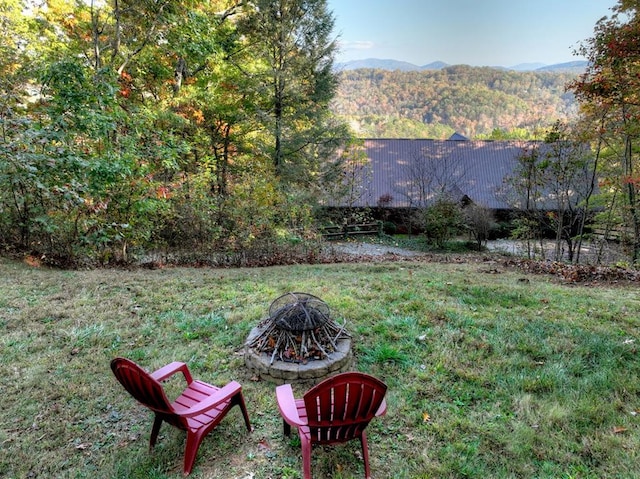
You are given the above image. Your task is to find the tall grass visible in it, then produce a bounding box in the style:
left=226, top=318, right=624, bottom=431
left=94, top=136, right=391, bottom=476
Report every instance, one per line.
left=1, top=257, right=639, bottom=478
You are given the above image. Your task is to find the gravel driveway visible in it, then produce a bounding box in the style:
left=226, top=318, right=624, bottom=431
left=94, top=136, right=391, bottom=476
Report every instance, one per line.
left=328, top=241, right=423, bottom=257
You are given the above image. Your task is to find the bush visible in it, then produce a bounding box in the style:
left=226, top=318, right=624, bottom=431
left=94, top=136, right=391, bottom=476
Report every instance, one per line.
left=382, top=221, right=397, bottom=235
left=463, top=204, right=496, bottom=250
left=421, top=197, right=464, bottom=248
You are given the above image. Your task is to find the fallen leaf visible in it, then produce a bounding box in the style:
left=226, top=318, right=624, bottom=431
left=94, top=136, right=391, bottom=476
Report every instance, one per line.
left=422, top=412, right=431, bottom=423
left=613, top=426, right=627, bottom=434
left=24, top=255, right=42, bottom=267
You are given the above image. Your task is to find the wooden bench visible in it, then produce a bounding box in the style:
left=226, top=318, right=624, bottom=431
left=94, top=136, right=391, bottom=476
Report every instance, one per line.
left=590, top=227, right=631, bottom=242
left=320, top=222, right=383, bottom=239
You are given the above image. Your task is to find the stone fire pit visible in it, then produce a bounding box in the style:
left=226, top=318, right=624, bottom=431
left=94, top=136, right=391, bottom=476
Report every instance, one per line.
left=244, top=292, right=352, bottom=383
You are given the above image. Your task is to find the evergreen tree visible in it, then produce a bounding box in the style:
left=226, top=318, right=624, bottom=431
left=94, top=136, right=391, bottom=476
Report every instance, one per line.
left=239, top=0, right=344, bottom=185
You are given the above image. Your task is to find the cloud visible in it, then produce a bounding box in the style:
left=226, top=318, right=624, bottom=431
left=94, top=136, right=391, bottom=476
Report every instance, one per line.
left=338, top=40, right=375, bottom=51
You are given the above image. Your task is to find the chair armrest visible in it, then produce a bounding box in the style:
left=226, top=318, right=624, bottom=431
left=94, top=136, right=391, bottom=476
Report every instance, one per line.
left=173, top=381, right=243, bottom=418
left=375, top=397, right=387, bottom=417
left=151, top=361, right=193, bottom=384
left=275, top=383, right=306, bottom=427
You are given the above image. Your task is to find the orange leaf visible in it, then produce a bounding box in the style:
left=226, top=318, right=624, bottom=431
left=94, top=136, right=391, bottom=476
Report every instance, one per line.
left=422, top=412, right=431, bottom=423
left=258, top=439, right=271, bottom=452
left=613, top=426, right=627, bottom=434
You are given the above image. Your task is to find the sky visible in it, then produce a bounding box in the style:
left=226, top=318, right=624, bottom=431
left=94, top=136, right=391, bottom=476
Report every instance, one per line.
left=326, top=0, right=618, bottom=67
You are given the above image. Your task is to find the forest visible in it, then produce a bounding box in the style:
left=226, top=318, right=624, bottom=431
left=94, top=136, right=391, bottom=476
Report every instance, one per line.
left=2, top=0, right=640, bottom=266
left=0, top=0, right=352, bottom=266
left=332, top=67, right=579, bottom=139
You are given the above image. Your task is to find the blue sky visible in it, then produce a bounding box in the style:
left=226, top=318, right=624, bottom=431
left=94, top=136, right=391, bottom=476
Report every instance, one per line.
left=327, top=0, right=617, bottom=67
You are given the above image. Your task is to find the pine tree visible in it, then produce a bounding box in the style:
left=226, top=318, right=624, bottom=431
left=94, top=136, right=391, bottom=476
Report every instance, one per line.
left=239, top=0, right=344, bottom=185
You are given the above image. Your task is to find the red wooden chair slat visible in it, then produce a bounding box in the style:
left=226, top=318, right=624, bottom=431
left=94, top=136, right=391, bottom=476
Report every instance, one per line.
left=111, top=358, right=251, bottom=475
left=276, top=372, right=387, bottom=479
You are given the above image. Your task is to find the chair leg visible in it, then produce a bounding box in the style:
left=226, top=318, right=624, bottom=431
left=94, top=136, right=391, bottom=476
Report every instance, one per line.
left=360, top=431, right=371, bottom=479
left=234, top=392, right=252, bottom=432
left=300, top=435, right=312, bottom=479
left=150, top=416, right=163, bottom=450
left=183, top=430, right=204, bottom=476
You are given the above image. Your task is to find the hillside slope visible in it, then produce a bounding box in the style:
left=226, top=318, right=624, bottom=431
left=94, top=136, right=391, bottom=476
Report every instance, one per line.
left=332, top=65, right=579, bottom=138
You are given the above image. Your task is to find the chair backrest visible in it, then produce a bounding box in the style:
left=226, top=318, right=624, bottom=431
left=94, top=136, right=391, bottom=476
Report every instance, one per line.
left=303, top=372, right=387, bottom=443
left=111, top=358, right=174, bottom=415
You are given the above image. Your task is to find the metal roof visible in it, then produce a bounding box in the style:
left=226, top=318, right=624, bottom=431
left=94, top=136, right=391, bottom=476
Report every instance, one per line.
left=325, top=138, right=560, bottom=209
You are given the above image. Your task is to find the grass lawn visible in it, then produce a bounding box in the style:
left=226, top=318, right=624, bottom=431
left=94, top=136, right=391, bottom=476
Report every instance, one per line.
left=1, top=254, right=639, bottom=478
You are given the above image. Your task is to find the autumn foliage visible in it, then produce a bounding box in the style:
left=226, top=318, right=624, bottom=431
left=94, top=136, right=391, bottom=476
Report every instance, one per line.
left=0, top=0, right=346, bottom=266
left=568, top=1, right=640, bottom=264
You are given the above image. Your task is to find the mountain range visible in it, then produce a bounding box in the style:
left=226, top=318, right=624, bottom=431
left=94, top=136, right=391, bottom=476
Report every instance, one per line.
left=335, top=58, right=588, bottom=74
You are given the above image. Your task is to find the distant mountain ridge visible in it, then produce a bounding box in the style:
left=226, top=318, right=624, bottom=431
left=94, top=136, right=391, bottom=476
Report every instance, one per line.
left=335, top=58, right=588, bottom=73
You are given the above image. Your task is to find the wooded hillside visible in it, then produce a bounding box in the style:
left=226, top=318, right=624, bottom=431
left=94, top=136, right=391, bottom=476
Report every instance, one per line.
left=332, top=65, right=579, bottom=138
left=0, top=0, right=349, bottom=266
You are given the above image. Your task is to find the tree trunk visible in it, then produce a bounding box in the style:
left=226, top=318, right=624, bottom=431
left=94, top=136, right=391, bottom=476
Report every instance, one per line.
left=623, top=134, right=640, bottom=262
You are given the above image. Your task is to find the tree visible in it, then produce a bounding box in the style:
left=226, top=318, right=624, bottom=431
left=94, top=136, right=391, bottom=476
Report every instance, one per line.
left=497, top=143, right=549, bottom=259
left=0, top=0, right=350, bottom=264
left=0, top=0, right=232, bottom=262
left=422, top=196, right=463, bottom=248
left=464, top=203, right=495, bottom=251
left=238, top=0, right=344, bottom=185
left=398, top=142, right=468, bottom=208
left=569, top=1, right=640, bottom=263
left=388, top=141, right=468, bottom=234
left=497, top=130, right=597, bottom=263
left=322, top=140, right=369, bottom=208
left=0, top=0, right=39, bottom=249
left=539, top=122, right=598, bottom=263
left=318, top=139, right=373, bottom=226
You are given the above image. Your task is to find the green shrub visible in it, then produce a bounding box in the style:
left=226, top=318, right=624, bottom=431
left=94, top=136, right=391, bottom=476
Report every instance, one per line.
left=422, top=197, right=464, bottom=248
left=382, top=221, right=397, bottom=235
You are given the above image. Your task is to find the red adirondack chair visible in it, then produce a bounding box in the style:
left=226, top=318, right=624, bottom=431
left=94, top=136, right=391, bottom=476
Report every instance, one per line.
left=110, top=357, right=251, bottom=475
left=276, top=372, right=387, bottom=479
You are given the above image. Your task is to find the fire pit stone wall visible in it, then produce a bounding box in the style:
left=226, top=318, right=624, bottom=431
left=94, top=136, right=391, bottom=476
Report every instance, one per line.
left=244, top=329, right=352, bottom=384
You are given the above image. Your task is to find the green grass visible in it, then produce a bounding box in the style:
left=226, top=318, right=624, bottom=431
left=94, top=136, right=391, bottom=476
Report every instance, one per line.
left=1, top=256, right=639, bottom=478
